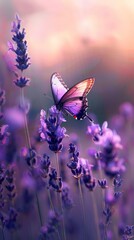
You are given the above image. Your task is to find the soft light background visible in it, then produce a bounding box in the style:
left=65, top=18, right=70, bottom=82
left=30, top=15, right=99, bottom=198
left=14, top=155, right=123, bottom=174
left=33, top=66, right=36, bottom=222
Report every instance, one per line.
left=0, top=0, right=134, bottom=126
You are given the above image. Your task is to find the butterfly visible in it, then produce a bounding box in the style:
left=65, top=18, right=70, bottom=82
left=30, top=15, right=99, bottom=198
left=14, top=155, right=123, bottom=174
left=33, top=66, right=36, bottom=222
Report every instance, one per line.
left=51, top=72, right=95, bottom=121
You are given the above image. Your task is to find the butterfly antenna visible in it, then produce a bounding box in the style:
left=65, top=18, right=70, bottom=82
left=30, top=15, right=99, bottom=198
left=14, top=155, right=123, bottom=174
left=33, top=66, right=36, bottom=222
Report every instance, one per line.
left=86, top=114, right=94, bottom=123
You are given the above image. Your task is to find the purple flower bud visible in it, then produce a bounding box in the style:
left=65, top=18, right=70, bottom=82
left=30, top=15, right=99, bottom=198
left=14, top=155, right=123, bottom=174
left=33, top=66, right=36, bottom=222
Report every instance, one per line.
left=14, top=76, right=30, bottom=88
left=39, top=210, right=61, bottom=239
left=48, top=168, right=62, bottom=192
left=40, top=106, right=67, bottom=153
left=62, top=182, right=73, bottom=209
left=0, top=88, right=5, bottom=107
left=0, top=125, right=10, bottom=145
left=5, top=107, right=25, bottom=129
left=9, top=14, right=30, bottom=73
left=119, top=102, right=134, bottom=120
left=98, top=179, right=108, bottom=189
left=83, top=168, right=96, bottom=191
left=4, top=207, right=18, bottom=230
left=103, top=207, right=112, bottom=224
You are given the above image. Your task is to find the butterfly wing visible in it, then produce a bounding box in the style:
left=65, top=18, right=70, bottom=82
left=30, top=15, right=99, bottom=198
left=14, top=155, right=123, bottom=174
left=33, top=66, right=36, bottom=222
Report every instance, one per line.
left=51, top=72, right=69, bottom=105
left=59, top=78, right=95, bottom=120
left=62, top=98, right=88, bottom=120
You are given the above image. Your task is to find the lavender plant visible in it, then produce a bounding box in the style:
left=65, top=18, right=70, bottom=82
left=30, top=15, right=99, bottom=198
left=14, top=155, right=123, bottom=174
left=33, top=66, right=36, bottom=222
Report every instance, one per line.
left=0, top=14, right=133, bottom=240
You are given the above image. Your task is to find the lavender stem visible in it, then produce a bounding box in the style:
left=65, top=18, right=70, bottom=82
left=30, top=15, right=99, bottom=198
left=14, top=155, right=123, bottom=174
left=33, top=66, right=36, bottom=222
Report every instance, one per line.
left=55, top=153, right=67, bottom=240
left=20, top=88, right=31, bottom=149
left=35, top=193, right=43, bottom=227
left=1, top=228, right=5, bottom=240
left=78, top=178, right=87, bottom=240
left=48, top=189, right=62, bottom=240
left=90, top=191, right=101, bottom=240
left=21, top=87, right=43, bottom=227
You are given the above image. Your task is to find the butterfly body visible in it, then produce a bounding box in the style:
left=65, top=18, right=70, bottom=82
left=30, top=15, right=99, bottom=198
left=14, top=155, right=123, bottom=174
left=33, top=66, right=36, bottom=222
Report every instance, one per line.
left=51, top=73, right=95, bottom=120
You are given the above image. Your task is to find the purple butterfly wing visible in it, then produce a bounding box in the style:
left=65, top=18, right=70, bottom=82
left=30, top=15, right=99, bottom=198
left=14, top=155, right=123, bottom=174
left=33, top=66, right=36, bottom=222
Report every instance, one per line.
left=63, top=98, right=88, bottom=120
left=51, top=73, right=69, bottom=105
left=59, top=78, right=95, bottom=120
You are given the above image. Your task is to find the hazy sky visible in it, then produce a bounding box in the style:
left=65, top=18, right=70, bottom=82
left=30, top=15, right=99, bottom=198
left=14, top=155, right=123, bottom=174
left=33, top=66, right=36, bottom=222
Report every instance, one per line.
left=1, top=0, right=134, bottom=120
left=1, top=0, right=134, bottom=66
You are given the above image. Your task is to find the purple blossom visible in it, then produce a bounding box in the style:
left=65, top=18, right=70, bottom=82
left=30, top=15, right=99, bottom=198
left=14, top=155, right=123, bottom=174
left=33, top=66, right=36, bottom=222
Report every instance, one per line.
left=5, top=166, right=16, bottom=201
left=83, top=168, right=96, bottom=191
left=48, top=168, right=62, bottom=192
left=5, top=107, right=25, bottom=129
left=11, top=14, right=21, bottom=33
left=87, top=121, right=108, bottom=142
left=40, top=106, right=67, bottom=153
left=113, top=174, right=122, bottom=188
left=62, top=182, right=73, bottom=209
left=67, top=143, right=83, bottom=179
left=98, top=179, right=108, bottom=189
left=88, top=148, right=99, bottom=171
left=24, top=148, right=38, bottom=167
left=119, top=102, right=134, bottom=120
left=18, top=174, right=35, bottom=213
left=0, top=163, right=6, bottom=209
left=103, top=158, right=125, bottom=178
left=119, top=225, right=134, bottom=240
left=8, top=14, right=30, bottom=91
left=14, top=76, right=30, bottom=88
left=67, top=143, right=79, bottom=170
left=79, top=157, right=93, bottom=171
left=4, top=207, right=18, bottom=230
left=0, top=88, right=6, bottom=108
left=39, top=210, right=61, bottom=240
left=103, top=207, right=112, bottom=225
left=105, top=185, right=122, bottom=206
left=88, top=121, right=125, bottom=177
left=98, top=128, right=122, bottom=150
left=0, top=125, right=10, bottom=145
left=9, top=14, right=30, bottom=72
left=39, top=154, right=51, bottom=179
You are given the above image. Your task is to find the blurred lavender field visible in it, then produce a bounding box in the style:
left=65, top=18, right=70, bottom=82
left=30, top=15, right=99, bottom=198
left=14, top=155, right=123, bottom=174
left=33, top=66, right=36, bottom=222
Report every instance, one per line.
left=1, top=2, right=134, bottom=240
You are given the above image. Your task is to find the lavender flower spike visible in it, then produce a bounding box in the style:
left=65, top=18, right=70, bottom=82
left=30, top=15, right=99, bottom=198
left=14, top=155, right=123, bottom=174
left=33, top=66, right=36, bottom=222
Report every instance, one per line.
left=9, top=14, right=30, bottom=87
left=14, top=76, right=30, bottom=88
left=88, top=121, right=125, bottom=177
left=10, top=14, right=30, bottom=71
left=40, top=105, right=67, bottom=152
left=67, top=143, right=82, bottom=179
